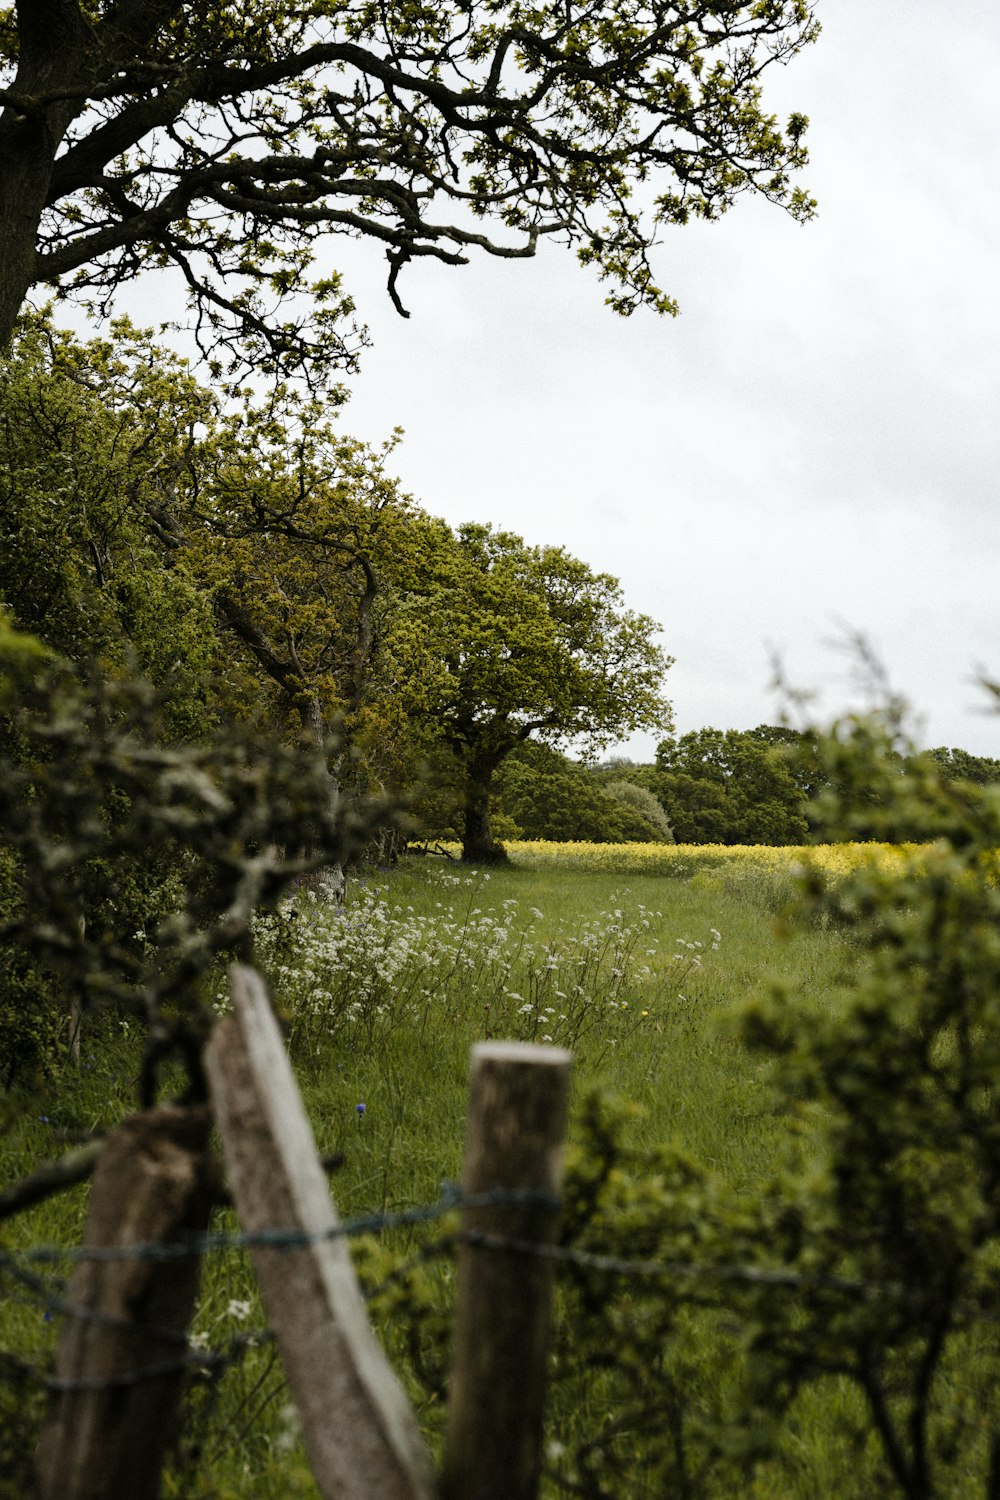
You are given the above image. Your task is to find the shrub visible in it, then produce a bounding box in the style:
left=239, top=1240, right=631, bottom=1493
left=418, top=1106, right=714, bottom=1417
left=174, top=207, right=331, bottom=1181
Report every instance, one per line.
left=0, top=624, right=387, bottom=1101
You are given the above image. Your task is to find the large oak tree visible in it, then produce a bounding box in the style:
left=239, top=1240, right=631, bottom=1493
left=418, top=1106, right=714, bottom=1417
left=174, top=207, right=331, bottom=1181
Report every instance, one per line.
left=399, top=521, right=673, bottom=861
left=0, top=1, right=816, bottom=380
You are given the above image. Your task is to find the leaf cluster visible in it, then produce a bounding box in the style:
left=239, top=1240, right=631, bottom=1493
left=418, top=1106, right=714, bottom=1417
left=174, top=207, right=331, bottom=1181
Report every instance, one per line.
left=490, top=741, right=673, bottom=842
left=402, top=521, right=673, bottom=759
left=1, top=0, right=818, bottom=381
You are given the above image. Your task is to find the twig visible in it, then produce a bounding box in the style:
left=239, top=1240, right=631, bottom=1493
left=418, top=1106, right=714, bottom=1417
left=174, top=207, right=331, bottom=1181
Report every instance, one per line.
left=0, top=1140, right=103, bottom=1222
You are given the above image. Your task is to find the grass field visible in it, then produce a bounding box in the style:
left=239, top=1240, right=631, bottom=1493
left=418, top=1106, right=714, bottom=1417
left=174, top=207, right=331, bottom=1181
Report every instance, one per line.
left=0, top=847, right=916, bottom=1497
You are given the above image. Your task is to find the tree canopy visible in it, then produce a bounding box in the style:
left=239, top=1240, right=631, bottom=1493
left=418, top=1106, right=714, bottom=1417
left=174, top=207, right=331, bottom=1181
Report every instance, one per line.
left=0, top=0, right=817, bottom=380
left=487, top=741, right=674, bottom=843
left=653, top=725, right=808, bottom=844
left=400, top=521, right=672, bottom=860
left=0, top=309, right=226, bottom=738
left=926, top=745, right=1000, bottom=787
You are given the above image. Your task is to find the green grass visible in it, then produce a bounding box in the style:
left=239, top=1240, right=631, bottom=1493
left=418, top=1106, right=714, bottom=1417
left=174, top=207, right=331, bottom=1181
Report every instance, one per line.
left=310, top=861, right=844, bottom=1186
left=1, top=858, right=855, bottom=1498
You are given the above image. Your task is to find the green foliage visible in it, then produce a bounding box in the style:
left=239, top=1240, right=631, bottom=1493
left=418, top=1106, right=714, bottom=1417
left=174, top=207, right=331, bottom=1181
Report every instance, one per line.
left=410, top=523, right=673, bottom=752
left=0, top=633, right=388, bottom=1097
left=0, top=313, right=226, bottom=739
left=1, top=2, right=818, bottom=380
left=0, top=1362, right=46, bottom=1500
left=654, top=725, right=810, bottom=845
left=602, top=779, right=675, bottom=842
left=925, top=745, right=1000, bottom=787
left=490, top=744, right=673, bottom=842
left=497, top=758, right=612, bottom=842
left=399, top=523, right=673, bottom=861
left=648, top=722, right=1000, bottom=847
left=723, top=715, right=1000, bottom=1495
left=0, top=845, right=65, bottom=1089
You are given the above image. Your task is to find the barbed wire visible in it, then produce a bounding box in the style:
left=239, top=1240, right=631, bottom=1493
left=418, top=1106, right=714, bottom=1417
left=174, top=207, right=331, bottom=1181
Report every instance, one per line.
left=1, top=1246, right=194, bottom=1346
left=2, top=1183, right=916, bottom=1295
left=2, top=1179, right=913, bottom=1303
left=8, top=1183, right=557, bottom=1265
left=459, top=1229, right=908, bottom=1301
left=1, top=1163, right=929, bottom=1416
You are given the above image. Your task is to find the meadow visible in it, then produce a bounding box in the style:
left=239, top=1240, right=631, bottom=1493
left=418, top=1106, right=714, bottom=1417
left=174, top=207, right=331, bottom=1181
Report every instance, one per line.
left=0, top=842, right=957, bottom=1497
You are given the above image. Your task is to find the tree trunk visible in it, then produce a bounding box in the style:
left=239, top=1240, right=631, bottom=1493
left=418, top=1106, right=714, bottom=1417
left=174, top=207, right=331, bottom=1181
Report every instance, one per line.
left=0, top=3, right=93, bottom=347
left=0, top=107, right=66, bottom=348
left=0, top=147, right=43, bottom=349
left=297, top=692, right=346, bottom=897
left=461, top=761, right=507, bottom=864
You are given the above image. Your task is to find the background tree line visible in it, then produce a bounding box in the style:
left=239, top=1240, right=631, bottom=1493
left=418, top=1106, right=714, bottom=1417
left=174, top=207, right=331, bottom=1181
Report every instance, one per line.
left=474, top=728, right=1000, bottom=848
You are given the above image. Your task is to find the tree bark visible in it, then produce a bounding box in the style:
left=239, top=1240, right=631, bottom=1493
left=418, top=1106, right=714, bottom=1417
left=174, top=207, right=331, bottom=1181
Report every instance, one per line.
left=461, top=758, right=507, bottom=864
left=34, top=1105, right=214, bottom=1500
left=0, top=1, right=187, bottom=347
left=0, top=120, right=49, bottom=348
left=0, top=1, right=93, bottom=346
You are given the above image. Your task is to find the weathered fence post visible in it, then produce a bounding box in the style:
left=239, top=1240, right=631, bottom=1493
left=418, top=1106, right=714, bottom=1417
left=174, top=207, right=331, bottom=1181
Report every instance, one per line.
left=441, top=1040, right=572, bottom=1500
left=34, top=1104, right=214, bottom=1500
left=204, top=964, right=436, bottom=1500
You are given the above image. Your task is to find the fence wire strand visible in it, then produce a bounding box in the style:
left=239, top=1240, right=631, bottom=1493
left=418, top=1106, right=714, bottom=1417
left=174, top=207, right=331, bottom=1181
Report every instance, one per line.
left=1, top=1180, right=916, bottom=1400
left=2, top=1182, right=904, bottom=1297
left=7, top=1183, right=552, bottom=1264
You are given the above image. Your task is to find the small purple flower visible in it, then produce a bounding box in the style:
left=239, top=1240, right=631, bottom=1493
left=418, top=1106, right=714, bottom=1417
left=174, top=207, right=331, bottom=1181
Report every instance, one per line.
left=39, top=1116, right=49, bottom=1125
left=355, top=1102, right=367, bottom=1118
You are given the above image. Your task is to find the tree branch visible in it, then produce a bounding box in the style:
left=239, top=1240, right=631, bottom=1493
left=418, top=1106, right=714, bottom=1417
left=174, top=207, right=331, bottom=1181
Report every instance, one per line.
left=0, top=1137, right=102, bottom=1222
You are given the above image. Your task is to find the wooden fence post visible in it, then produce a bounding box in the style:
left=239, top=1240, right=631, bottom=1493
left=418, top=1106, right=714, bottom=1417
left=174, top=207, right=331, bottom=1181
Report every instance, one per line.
left=441, top=1040, right=571, bottom=1500
left=34, top=1105, right=214, bottom=1500
left=204, top=964, right=436, bottom=1500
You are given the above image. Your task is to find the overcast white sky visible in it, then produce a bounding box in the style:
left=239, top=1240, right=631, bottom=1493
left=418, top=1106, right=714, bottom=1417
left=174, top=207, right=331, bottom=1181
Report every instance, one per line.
left=290, top=0, right=998, bottom=760
left=98, top=0, right=998, bottom=759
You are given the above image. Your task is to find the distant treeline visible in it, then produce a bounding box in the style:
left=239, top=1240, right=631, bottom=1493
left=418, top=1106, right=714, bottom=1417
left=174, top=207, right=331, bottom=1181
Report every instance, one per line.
left=418, top=729, right=1000, bottom=847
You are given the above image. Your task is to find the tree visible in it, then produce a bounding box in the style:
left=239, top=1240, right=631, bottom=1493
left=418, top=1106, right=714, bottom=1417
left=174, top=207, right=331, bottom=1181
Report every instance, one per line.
left=159, top=400, right=423, bottom=767
left=0, top=2, right=817, bottom=378
left=653, top=725, right=808, bottom=844
left=401, top=522, right=672, bottom=862
left=602, top=777, right=674, bottom=842
left=926, top=745, right=1000, bottom=786
left=491, top=742, right=672, bottom=842
left=0, top=309, right=434, bottom=757
left=0, top=309, right=227, bottom=739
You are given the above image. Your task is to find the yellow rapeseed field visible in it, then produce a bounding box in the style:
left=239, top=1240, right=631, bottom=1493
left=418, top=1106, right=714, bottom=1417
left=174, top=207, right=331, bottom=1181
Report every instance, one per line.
left=494, top=839, right=925, bottom=879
